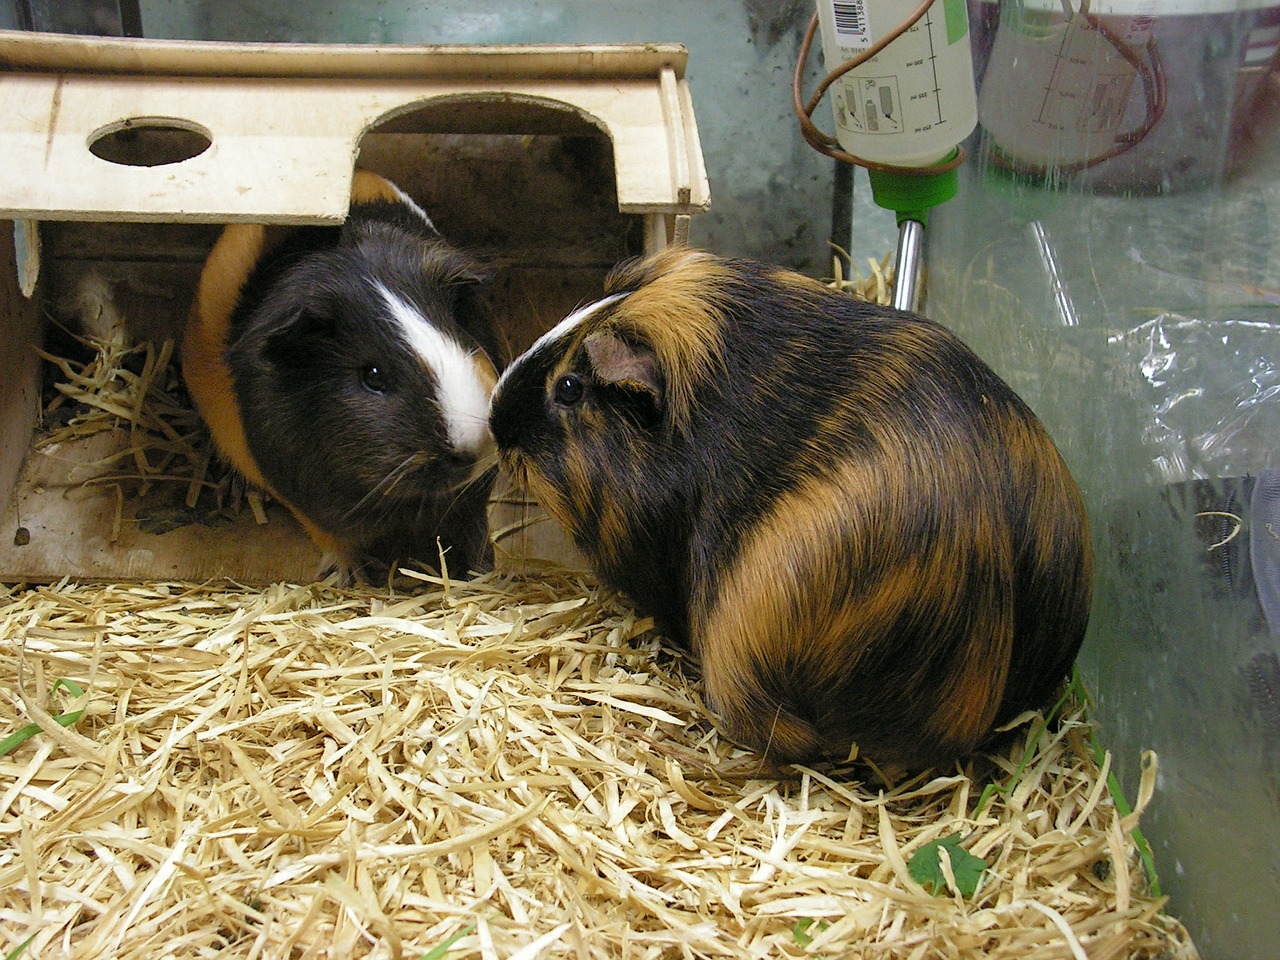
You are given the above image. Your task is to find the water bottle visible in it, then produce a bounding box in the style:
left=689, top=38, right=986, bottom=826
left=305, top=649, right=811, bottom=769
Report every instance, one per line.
left=814, top=0, right=979, bottom=169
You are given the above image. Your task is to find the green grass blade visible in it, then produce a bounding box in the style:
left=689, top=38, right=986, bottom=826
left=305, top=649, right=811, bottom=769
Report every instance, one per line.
left=6, top=934, right=37, bottom=960
left=0, top=678, right=89, bottom=756
left=419, top=922, right=477, bottom=960
left=1090, top=741, right=1162, bottom=898
left=974, top=672, right=1082, bottom=818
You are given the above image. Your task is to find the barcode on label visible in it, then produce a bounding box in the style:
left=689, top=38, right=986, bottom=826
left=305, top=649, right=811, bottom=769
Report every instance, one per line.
left=832, top=0, right=868, bottom=38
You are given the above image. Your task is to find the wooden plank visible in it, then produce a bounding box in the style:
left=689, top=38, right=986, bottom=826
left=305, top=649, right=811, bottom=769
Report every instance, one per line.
left=0, top=427, right=324, bottom=583
left=659, top=67, right=692, bottom=207
left=677, top=75, right=711, bottom=223
left=38, top=133, right=635, bottom=267
left=0, top=30, right=689, bottom=81
left=0, top=457, right=584, bottom=584
left=0, top=223, right=44, bottom=531
left=0, top=72, right=710, bottom=223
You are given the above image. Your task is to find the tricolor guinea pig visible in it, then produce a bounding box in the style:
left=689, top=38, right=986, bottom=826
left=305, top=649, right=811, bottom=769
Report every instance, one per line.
left=490, top=247, right=1093, bottom=771
left=182, top=169, right=501, bottom=581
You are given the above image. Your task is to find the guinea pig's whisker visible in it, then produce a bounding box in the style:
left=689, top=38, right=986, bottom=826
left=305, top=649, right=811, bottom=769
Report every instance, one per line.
left=436, top=457, right=498, bottom=518
left=345, top=453, right=426, bottom=520
left=472, top=449, right=501, bottom=482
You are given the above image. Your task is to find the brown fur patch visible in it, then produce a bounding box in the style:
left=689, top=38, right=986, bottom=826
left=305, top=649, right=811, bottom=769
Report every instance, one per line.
left=698, top=432, right=1013, bottom=767
left=927, top=656, right=1008, bottom=748
left=470, top=351, right=499, bottom=395
left=1005, top=410, right=1092, bottom=574
left=182, top=222, right=273, bottom=492
left=349, top=168, right=405, bottom=206
left=765, top=264, right=833, bottom=297
left=600, top=248, right=729, bottom=431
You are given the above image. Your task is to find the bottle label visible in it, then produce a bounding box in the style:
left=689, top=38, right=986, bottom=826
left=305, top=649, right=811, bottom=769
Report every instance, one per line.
left=830, top=0, right=873, bottom=49
left=825, top=0, right=970, bottom=50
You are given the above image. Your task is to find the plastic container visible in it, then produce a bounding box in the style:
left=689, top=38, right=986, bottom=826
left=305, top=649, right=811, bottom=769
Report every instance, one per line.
left=926, top=3, right=1280, bottom=949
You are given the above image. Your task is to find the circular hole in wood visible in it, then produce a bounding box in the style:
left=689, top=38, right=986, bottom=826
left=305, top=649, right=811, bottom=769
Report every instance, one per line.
left=88, top=117, right=213, bottom=167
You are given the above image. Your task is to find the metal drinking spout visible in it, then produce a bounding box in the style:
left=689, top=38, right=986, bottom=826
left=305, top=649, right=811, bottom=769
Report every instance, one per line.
left=892, top=217, right=924, bottom=313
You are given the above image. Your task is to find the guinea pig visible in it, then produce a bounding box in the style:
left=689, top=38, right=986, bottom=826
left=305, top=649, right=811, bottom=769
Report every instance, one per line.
left=182, top=168, right=501, bottom=582
left=489, top=247, right=1093, bottom=772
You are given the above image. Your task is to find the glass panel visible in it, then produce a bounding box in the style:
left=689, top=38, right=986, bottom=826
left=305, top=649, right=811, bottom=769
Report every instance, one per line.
left=928, top=2, right=1280, bottom=955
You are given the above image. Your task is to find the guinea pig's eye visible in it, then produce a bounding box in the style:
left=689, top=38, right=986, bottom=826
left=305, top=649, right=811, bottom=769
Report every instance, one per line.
left=553, top=374, right=585, bottom=407
left=361, top=364, right=389, bottom=394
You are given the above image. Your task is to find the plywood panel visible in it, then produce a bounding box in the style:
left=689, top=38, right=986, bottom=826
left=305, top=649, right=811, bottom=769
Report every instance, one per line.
left=0, top=34, right=710, bottom=225
left=0, top=31, right=690, bottom=81
left=0, top=224, right=44, bottom=533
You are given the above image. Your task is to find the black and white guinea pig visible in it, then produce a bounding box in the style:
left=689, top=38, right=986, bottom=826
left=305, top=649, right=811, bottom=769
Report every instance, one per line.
left=182, top=168, right=501, bottom=581
left=490, top=247, right=1094, bottom=772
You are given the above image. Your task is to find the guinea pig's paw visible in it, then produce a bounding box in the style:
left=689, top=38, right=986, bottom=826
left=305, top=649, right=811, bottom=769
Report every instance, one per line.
left=315, top=553, right=357, bottom=588
left=204, top=460, right=248, bottom=513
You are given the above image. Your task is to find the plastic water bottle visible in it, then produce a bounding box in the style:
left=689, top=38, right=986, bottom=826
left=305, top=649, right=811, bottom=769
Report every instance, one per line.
left=814, top=0, right=979, bottom=169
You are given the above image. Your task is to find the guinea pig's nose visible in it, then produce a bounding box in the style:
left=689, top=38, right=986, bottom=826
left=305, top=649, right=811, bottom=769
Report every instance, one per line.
left=488, top=397, right=528, bottom=454
left=447, top=416, right=494, bottom=459
left=489, top=408, right=513, bottom=452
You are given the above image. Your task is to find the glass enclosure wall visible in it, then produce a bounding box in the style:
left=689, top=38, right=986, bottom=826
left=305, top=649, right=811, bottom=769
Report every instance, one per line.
left=928, top=4, right=1280, bottom=956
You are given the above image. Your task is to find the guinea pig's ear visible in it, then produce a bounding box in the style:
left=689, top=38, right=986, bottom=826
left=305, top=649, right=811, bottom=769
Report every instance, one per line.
left=263, top=310, right=334, bottom=368
left=584, top=330, right=663, bottom=425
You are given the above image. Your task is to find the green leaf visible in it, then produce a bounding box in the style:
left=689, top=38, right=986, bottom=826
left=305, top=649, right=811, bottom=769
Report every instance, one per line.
left=0, top=679, right=88, bottom=757
left=52, top=679, right=85, bottom=699
left=907, top=834, right=988, bottom=898
left=6, top=934, right=37, bottom=960
left=792, top=918, right=829, bottom=946
left=419, top=922, right=476, bottom=960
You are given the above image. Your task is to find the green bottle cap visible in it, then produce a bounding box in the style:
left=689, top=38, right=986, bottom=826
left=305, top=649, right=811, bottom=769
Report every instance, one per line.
left=867, top=152, right=961, bottom=225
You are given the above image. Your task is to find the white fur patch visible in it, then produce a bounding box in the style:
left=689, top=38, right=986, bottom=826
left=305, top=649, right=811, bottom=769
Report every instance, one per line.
left=388, top=182, right=437, bottom=233
left=496, top=292, right=629, bottom=395
left=375, top=282, right=493, bottom=458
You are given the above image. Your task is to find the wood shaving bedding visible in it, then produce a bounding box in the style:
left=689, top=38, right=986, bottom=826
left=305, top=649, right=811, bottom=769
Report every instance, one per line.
left=0, top=572, right=1197, bottom=959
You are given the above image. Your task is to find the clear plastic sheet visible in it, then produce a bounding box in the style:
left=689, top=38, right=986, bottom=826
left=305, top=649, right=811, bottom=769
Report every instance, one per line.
left=1120, top=313, right=1280, bottom=485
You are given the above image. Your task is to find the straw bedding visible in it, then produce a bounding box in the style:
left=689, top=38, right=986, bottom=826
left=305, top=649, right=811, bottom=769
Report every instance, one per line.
left=0, top=257, right=1200, bottom=959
